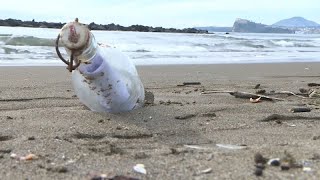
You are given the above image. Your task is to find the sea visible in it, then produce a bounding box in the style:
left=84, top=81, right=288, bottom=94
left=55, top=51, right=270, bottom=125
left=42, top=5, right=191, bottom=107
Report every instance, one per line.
left=0, top=26, right=319, bottom=66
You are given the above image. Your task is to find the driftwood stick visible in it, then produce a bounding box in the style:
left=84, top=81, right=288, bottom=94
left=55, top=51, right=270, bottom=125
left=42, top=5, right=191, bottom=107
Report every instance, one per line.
left=201, top=90, right=234, bottom=94
left=259, top=114, right=320, bottom=122
left=308, top=83, right=320, bottom=87
left=290, top=107, right=312, bottom=113
left=202, top=91, right=285, bottom=101
left=276, top=91, right=309, bottom=99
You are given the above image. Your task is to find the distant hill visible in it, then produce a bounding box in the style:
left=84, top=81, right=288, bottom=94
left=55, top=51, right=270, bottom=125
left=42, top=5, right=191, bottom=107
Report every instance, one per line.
left=232, top=19, right=294, bottom=34
left=194, top=26, right=232, bottom=32
left=273, top=17, right=320, bottom=28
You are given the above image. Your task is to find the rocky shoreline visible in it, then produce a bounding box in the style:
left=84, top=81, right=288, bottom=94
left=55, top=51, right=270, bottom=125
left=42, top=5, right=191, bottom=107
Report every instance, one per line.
left=0, top=18, right=208, bottom=34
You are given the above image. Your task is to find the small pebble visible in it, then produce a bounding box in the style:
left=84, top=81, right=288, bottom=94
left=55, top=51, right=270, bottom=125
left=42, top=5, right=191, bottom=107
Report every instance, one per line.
left=6, top=116, right=13, bottom=120
left=174, top=114, right=195, bottom=120
left=109, top=176, right=140, bottom=180
left=254, top=153, right=267, bottom=164
left=303, top=167, right=312, bottom=172
left=98, top=119, right=105, bottom=123
left=268, top=158, right=280, bottom=166
left=28, top=136, right=35, bottom=140
left=134, top=152, right=148, bottom=159
left=255, top=163, right=265, bottom=170
left=200, top=168, right=212, bottom=174
left=207, top=154, right=214, bottom=161
left=23, top=154, right=38, bottom=161
left=312, top=136, right=320, bottom=140
left=202, top=112, right=216, bottom=117
left=299, top=88, right=309, bottom=93
left=275, top=120, right=282, bottom=124
left=10, top=153, right=17, bottom=159
left=133, top=164, right=147, bottom=174
left=281, top=163, right=290, bottom=171
left=311, top=153, right=320, bottom=160
left=256, top=89, right=266, bottom=94
left=91, top=174, right=107, bottom=180
left=254, top=84, right=261, bottom=89
left=49, top=166, right=68, bottom=173
left=254, top=167, right=263, bottom=176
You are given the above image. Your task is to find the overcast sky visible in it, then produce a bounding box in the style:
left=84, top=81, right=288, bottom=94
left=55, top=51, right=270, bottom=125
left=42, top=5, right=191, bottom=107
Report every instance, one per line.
left=0, top=0, right=319, bottom=28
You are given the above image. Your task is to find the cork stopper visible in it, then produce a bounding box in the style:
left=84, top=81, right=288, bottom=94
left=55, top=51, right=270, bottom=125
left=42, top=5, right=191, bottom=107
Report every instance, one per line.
left=59, top=18, right=90, bottom=50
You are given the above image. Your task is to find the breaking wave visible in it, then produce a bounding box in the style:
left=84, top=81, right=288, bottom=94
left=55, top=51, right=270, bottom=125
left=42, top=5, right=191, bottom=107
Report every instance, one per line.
left=1, top=35, right=55, bottom=46
left=269, top=40, right=316, bottom=47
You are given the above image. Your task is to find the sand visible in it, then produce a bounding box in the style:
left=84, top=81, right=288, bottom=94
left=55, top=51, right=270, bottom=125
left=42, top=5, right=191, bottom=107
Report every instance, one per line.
left=1, top=63, right=320, bottom=179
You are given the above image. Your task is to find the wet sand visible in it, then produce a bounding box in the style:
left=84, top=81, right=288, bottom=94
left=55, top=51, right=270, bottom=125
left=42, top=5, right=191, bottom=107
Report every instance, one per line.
left=1, top=63, right=320, bottom=179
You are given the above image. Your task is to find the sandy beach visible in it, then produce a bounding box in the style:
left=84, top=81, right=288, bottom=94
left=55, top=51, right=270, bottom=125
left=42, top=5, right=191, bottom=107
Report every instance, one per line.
left=1, top=63, right=320, bottom=179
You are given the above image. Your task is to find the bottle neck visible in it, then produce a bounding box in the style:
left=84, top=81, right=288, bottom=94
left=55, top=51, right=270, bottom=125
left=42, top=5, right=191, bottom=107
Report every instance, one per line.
left=63, top=32, right=98, bottom=64
left=75, top=33, right=98, bottom=63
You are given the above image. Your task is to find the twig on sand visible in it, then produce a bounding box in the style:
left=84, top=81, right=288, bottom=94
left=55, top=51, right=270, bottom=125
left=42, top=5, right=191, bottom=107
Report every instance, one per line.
left=201, top=91, right=285, bottom=101
left=308, top=83, right=320, bottom=87
left=177, top=82, right=202, bottom=86
left=275, top=91, right=309, bottom=99
left=290, top=107, right=312, bottom=113
left=259, top=114, right=320, bottom=122
left=175, top=114, right=196, bottom=120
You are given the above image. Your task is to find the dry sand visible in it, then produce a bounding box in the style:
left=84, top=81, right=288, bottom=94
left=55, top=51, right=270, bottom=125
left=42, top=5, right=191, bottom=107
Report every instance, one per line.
left=1, top=63, right=320, bottom=179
